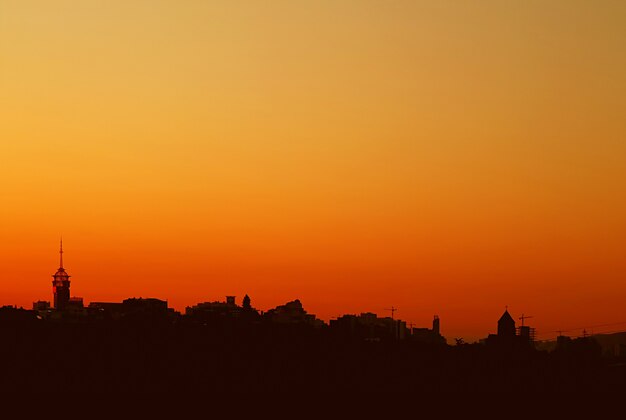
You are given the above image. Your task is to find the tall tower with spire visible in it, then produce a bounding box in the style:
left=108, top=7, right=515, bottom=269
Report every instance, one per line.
left=52, top=239, right=71, bottom=310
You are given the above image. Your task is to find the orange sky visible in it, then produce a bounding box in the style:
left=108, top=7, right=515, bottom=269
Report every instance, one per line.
left=1, top=1, right=625, bottom=341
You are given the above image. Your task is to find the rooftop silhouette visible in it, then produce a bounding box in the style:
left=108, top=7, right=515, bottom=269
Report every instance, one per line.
left=1, top=243, right=625, bottom=393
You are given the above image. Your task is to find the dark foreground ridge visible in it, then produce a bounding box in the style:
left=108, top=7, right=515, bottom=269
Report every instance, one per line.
left=2, top=300, right=625, bottom=393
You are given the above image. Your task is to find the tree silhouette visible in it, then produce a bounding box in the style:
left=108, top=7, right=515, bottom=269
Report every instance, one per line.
left=243, top=294, right=251, bottom=310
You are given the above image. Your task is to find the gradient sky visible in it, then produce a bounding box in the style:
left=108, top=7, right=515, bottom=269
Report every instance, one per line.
left=1, top=1, right=625, bottom=341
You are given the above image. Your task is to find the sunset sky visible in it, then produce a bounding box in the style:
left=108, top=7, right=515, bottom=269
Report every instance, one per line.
left=1, top=1, right=625, bottom=341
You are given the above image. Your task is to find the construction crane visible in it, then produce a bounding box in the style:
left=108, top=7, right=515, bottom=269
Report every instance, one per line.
left=385, top=306, right=398, bottom=320
left=519, top=314, right=533, bottom=327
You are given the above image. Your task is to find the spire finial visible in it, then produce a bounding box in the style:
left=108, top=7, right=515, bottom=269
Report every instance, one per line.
left=59, top=237, right=64, bottom=269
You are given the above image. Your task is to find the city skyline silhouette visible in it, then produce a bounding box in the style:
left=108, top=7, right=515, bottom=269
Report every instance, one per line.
left=2, top=239, right=625, bottom=394
left=1, top=1, right=625, bottom=393
left=4, top=240, right=626, bottom=344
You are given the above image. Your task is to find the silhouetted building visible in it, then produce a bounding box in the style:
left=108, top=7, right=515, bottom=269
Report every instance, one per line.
left=497, top=309, right=516, bottom=338
left=410, top=315, right=446, bottom=345
left=60, top=296, right=87, bottom=318
left=518, top=325, right=536, bottom=344
left=32, top=301, right=50, bottom=311
left=264, top=299, right=323, bottom=327
left=0, top=306, right=39, bottom=325
left=88, top=298, right=169, bottom=321
left=553, top=334, right=603, bottom=364
left=186, top=295, right=242, bottom=318
left=486, top=308, right=535, bottom=350
left=89, top=301, right=124, bottom=320
left=556, top=334, right=573, bottom=351
left=52, top=240, right=71, bottom=310
left=122, top=297, right=167, bottom=315
left=68, top=297, right=84, bottom=308
left=341, top=313, right=371, bottom=338
left=185, top=295, right=260, bottom=325
left=330, top=312, right=409, bottom=341
left=242, top=294, right=251, bottom=310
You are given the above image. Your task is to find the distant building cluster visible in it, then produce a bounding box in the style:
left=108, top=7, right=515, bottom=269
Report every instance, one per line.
left=21, top=244, right=560, bottom=349
left=483, top=308, right=537, bottom=349
left=3, top=243, right=622, bottom=395
left=21, top=242, right=448, bottom=343
left=2, top=242, right=623, bottom=363
left=330, top=312, right=445, bottom=344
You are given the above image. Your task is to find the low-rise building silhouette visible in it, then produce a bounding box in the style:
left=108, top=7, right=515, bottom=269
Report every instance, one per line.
left=330, top=312, right=409, bottom=341
left=486, top=308, right=535, bottom=349
left=89, top=298, right=170, bottom=322
left=186, top=295, right=243, bottom=319
left=264, top=299, right=323, bottom=327
left=32, top=300, right=50, bottom=311
left=411, top=315, right=446, bottom=345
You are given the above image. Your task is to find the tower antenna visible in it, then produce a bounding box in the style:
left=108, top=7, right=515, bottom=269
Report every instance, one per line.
left=59, top=237, right=64, bottom=269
